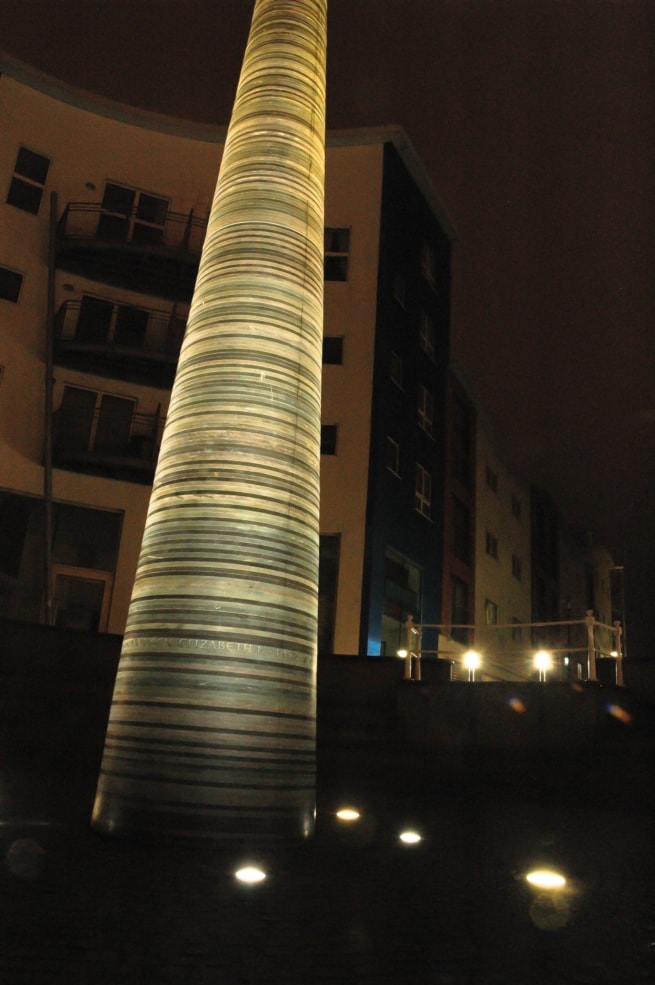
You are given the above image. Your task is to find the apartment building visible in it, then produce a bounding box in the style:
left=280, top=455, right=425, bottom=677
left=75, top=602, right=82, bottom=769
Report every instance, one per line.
left=0, top=67, right=454, bottom=656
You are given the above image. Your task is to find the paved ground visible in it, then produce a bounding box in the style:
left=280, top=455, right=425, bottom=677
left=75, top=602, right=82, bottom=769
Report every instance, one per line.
left=1, top=764, right=654, bottom=985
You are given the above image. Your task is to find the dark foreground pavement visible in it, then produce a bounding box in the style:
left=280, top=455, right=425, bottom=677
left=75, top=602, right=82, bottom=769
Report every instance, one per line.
left=1, top=763, right=654, bottom=985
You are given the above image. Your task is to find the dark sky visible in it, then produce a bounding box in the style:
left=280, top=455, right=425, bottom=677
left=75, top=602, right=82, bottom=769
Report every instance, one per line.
left=1, top=0, right=653, bottom=657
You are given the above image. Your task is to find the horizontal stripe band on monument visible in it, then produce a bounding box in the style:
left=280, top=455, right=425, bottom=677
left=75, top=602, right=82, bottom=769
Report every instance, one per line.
left=118, top=654, right=314, bottom=677
left=111, top=699, right=315, bottom=721
left=106, top=719, right=314, bottom=740
left=104, top=737, right=314, bottom=761
left=98, top=768, right=312, bottom=792
left=115, top=668, right=314, bottom=689
left=101, top=755, right=315, bottom=778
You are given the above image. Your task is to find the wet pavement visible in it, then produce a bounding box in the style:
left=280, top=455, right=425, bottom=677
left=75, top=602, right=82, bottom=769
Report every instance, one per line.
left=1, top=767, right=654, bottom=984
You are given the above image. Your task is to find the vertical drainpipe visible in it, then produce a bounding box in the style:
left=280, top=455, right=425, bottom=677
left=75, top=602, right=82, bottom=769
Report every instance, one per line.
left=43, top=190, right=57, bottom=626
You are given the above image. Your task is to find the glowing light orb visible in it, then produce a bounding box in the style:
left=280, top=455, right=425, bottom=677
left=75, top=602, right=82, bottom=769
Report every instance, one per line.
left=336, top=808, right=360, bottom=822
left=399, top=830, right=422, bottom=845
left=235, top=866, right=267, bottom=884
left=526, top=869, right=566, bottom=890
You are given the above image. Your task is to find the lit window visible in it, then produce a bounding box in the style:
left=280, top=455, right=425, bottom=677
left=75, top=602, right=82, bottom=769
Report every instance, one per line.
left=485, top=531, right=498, bottom=559
left=0, top=265, right=23, bottom=303
left=322, top=336, right=344, bottom=364
left=485, top=465, right=498, bottom=493
left=419, top=310, right=435, bottom=359
left=324, top=227, right=350, bottom=281
left=421, top=242, right=437, bottom=287
left=390, top=351, right=403, bottom=388
left=485, top=598, right=498, bottom=625
left=386, top=436, right=400, bottom=475
left=320, top=424, right=338, bottom=455
left=7, top=146, right=50, bottom=215
left=417, top=383, right=434, bottom=436
left=511, top=554, right=522, bottom=580
left=415, top=463, right=432, bottom=519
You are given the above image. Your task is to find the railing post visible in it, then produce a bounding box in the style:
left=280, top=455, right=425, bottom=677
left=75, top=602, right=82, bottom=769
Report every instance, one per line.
left=404, top=615, right=414, bottom=680
left=585, top=609, right=598, bottom=681
left=613, top=621, right=624, bottom=685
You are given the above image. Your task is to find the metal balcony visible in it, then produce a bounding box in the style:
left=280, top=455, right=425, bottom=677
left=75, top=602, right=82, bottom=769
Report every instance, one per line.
left=54, top=300, right=185, bottom=387
left=56, top=203, right=207, bottom=301
left=52, top=404, right=164, bottom=485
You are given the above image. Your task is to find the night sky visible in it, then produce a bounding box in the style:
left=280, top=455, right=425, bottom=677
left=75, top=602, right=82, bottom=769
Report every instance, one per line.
left=1, top=0, right=653, bottom=657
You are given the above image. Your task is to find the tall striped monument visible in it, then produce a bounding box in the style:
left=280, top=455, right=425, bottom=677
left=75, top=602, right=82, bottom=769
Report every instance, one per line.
left=92, top=0, right=327, bottom=839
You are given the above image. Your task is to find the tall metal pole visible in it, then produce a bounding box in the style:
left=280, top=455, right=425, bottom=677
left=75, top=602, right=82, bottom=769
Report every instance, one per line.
left=92, top=0, right=327, bottom=839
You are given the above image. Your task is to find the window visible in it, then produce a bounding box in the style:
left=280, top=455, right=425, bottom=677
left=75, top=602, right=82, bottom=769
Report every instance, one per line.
left=97, top=182, right=169, bottom=245
left=421, top=242, right=437, bottom=287
left=419, top=310, right=435, bottom=359
left=56, top=385, right=135, bottom=455
left=390, top=351, right=403, bottom=388
left=485, top=598, right=498, bottom=625
left=452, top=497, right=471, bottom=565
left=393, top=272, right=406, bottom=308
left=511, top=618, right=522, bottom=641
left=511, top=554, right=522, bottom=580
left=322, top=336, right=344, bottom=364
left=417, top=383, right=434, bottom=436
left=485, top=530, right=498, bottom=559
left=324, top=227, right=350, bottom=281
left=0, top=265, right=23, bottom=303
left=381, top=548, right=422, bottom=656
left=415, top=463, right=432, bottom=519
left=386, top=436, right=400, bottom=475
left=511, top=494, right=522, bottom=520
left=320, top=424, right=338, bottom=455
left=7, top=146, right=50, bottom=214
left=485, top=465, right=498, bottom=493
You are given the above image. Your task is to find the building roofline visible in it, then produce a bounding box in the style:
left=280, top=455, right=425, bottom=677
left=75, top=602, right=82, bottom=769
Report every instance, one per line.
left=328, top=126, right=457, bottom=242
left=1, top=57, right=457, bottom=241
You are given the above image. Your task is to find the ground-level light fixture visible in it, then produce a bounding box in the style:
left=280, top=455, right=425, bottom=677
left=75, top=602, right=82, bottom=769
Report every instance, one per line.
left=525, top=869, right=567, bottom=890
left=336, top=808, right=360, bottom=822
left=463, top=649, right=481, bottom=681
left=399, top=830, right=422, bottom=845
left=534, top=650, right=552, bottom=682
left=397, top=648, right=408, bottom=658
left=235, top=865, right=267, bottom=885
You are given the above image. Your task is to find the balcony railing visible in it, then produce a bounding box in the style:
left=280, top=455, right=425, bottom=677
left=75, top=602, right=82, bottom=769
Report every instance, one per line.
left=57, top=202, right=208, bottom=256
left=56, top=203, right=207, bottom=301
left=55, top=301, right=185, bottom=360
left=52, top=405, right=164, bottom=484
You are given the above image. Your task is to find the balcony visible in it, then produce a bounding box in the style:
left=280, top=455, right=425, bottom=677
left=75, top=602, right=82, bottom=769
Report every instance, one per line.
left=52, top=398, right=164, bottom=485
left=56, top=202, right=207, bottom=301
left=54, top=298, right=185, bottom=388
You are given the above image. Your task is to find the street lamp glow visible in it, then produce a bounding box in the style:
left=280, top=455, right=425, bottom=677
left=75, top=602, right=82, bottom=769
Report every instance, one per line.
left=235, top=866, right=267, bottom=884
left=526, top=869, right=567, bottom=890
left=463, top=649, right=481, bottom=681
left=399, top=830, right=422, bottom=845
left=397, top=649, right=408, bottom=658
left=534, top=650, right=552, bottom=682
left=336, top=808, right=360, bottom=822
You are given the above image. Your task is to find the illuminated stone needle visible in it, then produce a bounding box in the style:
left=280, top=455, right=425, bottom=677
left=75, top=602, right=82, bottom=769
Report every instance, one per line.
left=91, top=0, right=327, bottom=839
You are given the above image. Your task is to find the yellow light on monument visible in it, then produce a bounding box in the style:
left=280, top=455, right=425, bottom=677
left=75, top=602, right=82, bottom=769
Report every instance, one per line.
left=463, top=649, right=481, bottom=682
left=534, top=650, right=552, bottom=682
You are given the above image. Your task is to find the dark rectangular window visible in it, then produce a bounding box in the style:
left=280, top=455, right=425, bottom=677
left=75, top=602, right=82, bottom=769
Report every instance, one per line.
left=390, top=351, right=403, bottom=388
left=324, top=227, right=350, bottom=281
left=386, top=436, right=400, bottom=475
left=415, top=463, right=432, bottom=519
left=485, top=598, right=499, bottom=625
left=485, top=530, right=498, bottom=559
left=7, top=146, right=50, bottom=215
left=486, top=465, right=498, bottom=493
left=98, top=182, right=168, bottom=245
left=452, top=396, right=472, bottom=486
left=0, top=265, right=23, bottom=303
left=511, top=494, right=522, bottom=520
left=512, top=554, right=522, bottom=580
left=320, top=424, right=338, bottom=455
left=322, top=336, right=344, bottom=364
